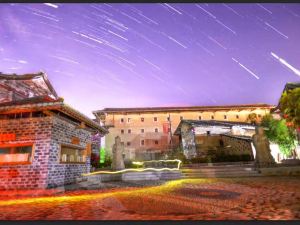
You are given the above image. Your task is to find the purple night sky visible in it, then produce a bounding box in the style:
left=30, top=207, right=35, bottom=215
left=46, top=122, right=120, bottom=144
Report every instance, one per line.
left=1, top=3, right=300, bottom=117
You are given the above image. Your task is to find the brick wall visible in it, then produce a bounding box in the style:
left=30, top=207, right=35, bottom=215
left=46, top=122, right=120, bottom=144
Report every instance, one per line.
left=46, top=116, right=91, bottom=188
left=221, top=135, right=253, bottom=157
left=0, top=117, right=52, bottom=190
left=0, top=115, right=94, bottom=190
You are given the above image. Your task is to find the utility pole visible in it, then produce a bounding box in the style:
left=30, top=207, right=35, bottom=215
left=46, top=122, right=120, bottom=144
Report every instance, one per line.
left=168, top=113, right=173, bottom=150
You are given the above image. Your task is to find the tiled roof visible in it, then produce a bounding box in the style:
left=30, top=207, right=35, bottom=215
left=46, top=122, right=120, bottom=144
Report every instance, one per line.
left=93, top=103, right=275, bottom=115
left=0, top=100, right=108, bottom=134
left=0, top=72, right=58, bottom=104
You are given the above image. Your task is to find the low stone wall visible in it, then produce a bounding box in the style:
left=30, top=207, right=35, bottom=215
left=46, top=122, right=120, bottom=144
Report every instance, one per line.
left=259, top=166, right=300, bottom=176
left=86, top=170, right=182, bottom=183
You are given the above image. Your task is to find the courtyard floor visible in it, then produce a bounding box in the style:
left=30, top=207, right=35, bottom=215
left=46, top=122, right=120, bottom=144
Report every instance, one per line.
left=0, top=176, right=299, bottom=220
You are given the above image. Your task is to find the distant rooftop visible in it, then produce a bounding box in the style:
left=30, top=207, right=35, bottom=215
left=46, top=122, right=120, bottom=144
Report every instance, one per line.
left=94, top=103, right=275, bottom=115
left=174, top=119, right=256, bottom=135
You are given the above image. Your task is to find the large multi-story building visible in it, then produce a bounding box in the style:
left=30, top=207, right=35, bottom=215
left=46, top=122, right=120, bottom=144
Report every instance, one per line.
left=93, top=104, right=274, bottom=161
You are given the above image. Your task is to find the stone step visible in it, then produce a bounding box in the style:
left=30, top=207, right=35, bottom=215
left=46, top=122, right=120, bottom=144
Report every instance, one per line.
left=181, top=167, right=256, bottom=172
left=182, top=170, right=260, bottom=178
left=183, top=173, right=261, bottom=178
left=182, top=163, right=255, bottom=169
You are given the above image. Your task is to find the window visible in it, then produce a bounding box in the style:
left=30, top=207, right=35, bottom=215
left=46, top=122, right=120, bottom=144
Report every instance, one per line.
left=236, top=115, right=239, bottom=119
left=155, top=140, right=159, bottom=145
left=128, top=129, right=131, bottom=134
left=60, top=145, right=86, bottom=163
left=206, top=131, right=211, bottom=135
left=120, top=118, right=124, bottom=123
left=155, top=128, right=158, bottom=133
left=121, top=129, right=124, bottom=134
left=154, top=117, right=158, bottom=122
left=127, top=142, right=131, bottom=146
left=211, top=115, right=214, bottom=120
left=0, top=144, right=33, bottom=164
left=141, top=140, right=145, bottom=146
left=258, top=114, right=261, bottom=118
left=127, top=118, right=131, bottom=123
left=224, top=115, right=227, bottom=119
left=141, top=129, right=144, bottom=133
left=167, top=116, right=170, bottom=121
left=180, top=116, right=183, bottom=120
left=199, top=116, right=202, bottom=120
left=141, top=117, right=144, bottom=122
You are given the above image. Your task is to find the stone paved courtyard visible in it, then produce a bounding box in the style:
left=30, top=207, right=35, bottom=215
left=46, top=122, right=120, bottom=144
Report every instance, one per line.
left=0, top=176, right=299, bottom=220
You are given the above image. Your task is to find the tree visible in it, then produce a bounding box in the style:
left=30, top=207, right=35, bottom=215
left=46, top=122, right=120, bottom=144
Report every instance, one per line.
left=261, top=114, right=298, bottom=157
left=279, top=87, right=300, bottom=128
left=247, top=113, right=258, bottom=124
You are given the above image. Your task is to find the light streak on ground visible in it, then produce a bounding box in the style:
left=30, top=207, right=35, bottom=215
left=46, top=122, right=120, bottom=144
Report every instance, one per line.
left=232, top=58, right=260, bottom=80
left=43, top=3, right=58, bottom=9
left=271, top=52, right=300, bottom=77
left=164, top=4, right=182, bottom=15
left=264, top=22, right=289, bottom=39
left=82, top=159, right=182, bottom=176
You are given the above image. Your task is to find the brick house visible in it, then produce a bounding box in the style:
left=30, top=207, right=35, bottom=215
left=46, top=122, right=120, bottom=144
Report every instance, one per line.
left=0, top=73, right=107, bottom=189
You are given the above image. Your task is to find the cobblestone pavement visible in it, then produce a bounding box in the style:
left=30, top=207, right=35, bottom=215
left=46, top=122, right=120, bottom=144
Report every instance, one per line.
left=0, top=176, right=299, bottom=220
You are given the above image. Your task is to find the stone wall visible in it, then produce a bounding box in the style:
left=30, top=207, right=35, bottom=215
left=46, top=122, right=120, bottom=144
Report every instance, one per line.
left=46, top=116, right=91, bottom=188
left=0, top=117, right=52, bottom=189
left=221, top=134, right=253, bottom=158
left=0, top=115, right=93, bottom=190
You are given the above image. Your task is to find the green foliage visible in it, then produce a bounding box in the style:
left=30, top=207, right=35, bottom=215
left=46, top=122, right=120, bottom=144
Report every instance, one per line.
left=168, top=146, right=188, bottom=163
left=261, top=114, right=297, bottom=157
left=280, top=87, right=300, bottom=128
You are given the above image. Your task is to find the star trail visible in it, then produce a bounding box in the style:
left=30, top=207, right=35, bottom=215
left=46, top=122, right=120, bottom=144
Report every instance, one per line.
left=0, top=3, right=299, bottom=117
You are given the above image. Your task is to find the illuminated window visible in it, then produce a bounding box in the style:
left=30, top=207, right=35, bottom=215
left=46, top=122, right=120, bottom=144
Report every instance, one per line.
left=141, top=117, right=144, bottom=122
left=121, top=129, right=124, bottom=134
left=128, top=129, right=131, bottom=134
left=154, top=117, right=158, bottom=122
left=155, top=140, right=159, bottom=145
left=224, top=115, right=227, bottom=119
left=120, top=118, right=124, bottom=123
left=127, top=142, right=131, bottom=146
left=236, top=115, right=239, bottom=119
left=211, top=115, right=214, bottom=120
left=60, top=145, right=86, bottom=163
left=141, top=129, right=144, bottom=133
left=155, top=128, right=158, bottom=133
left=0, top=144, right=33, bottom=164
left=141, top=140, right=145, bottom=146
